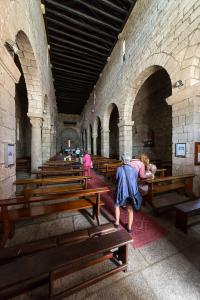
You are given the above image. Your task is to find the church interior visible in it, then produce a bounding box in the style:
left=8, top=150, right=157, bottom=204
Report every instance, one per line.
left=1, top=0, right=200, bottom=299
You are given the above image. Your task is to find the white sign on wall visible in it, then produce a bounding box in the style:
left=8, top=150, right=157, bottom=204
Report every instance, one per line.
left=4, top=144, right=15, bottom=167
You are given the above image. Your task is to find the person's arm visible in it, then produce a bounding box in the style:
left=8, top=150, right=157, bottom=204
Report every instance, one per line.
left=138, top=163, right=152, bottom=179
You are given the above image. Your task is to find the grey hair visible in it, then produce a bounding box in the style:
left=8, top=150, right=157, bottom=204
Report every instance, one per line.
left=121, top=154, right=132, bottom=165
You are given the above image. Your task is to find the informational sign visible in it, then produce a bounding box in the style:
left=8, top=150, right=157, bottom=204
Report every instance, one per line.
left=4, top=143, right=15, bottom=167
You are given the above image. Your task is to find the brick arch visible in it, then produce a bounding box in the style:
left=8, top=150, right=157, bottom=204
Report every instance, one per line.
left=122, top=52, right=179, bottom=121
left=15, top=30, right=42, bottom=115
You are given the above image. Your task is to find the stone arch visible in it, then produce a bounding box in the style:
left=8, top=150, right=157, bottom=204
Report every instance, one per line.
left=122, top=52, right=179, bottom=121
left=15, top=30, right=42, bottom=115
left=132, top=67, right=172, bottom=172
left=108, top=103, right=120, bottom=159
left=58, top=127, right=79, bottom=153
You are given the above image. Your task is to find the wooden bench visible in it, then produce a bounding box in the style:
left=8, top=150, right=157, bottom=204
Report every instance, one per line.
left=0, top=223, right=116, bottom=265
left=0, top=187, right=110, bottom=247
left=143, top=174, right=195, bottom=214
left=0, top=228, right=132, bottom=299
left=175, top=199, right=200, bottom=233
left=16, top=157, right=30, bottom=172
left=14, top=176, right=91, bottom=193
left=32, top=169, right=85, bottom=178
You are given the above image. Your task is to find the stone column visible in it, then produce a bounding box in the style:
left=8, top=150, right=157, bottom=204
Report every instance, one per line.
left=29, top=115, right=43, bottom=171
left=101, top=129, right=110, bottom=157
left=118, top=121, right=134, bottom=158
left=167, top=85, right=200, bottom=196
left=87, top=127, right=91, bottom=154
left=92, top=134, right=98, bottom=155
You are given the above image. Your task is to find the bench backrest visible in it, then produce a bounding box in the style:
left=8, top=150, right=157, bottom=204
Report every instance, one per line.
left=0, top=187, right=110, bottom=207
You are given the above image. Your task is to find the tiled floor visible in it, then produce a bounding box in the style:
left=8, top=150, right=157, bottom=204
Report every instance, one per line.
left=9, top=172, right=200, bottom=299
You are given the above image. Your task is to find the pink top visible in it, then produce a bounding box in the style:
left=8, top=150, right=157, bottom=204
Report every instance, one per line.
left=130, top=159, right=151, bottom=179
left=83, top=154, right=92, bottom=167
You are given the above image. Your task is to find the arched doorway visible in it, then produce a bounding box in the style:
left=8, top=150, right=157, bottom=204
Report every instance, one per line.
left=109, top=104, right=119, bottom=159
left=14, top=54, right=31, bottom=170
left=97, top=117, right=101, bottom=156
left=90, top=124, right=93, bottom=155
left=132, top=67, right=172, bottom=173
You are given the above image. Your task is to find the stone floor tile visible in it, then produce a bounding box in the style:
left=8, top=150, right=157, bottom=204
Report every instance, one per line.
left=86, top=272, right=157, bottom=300
left=139, top=237, right=179, bottom=264
left=142, top=253, right=200, bottom=300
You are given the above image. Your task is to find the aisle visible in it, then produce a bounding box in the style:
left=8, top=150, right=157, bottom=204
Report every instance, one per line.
left=89, top=170, right=168, bottom=248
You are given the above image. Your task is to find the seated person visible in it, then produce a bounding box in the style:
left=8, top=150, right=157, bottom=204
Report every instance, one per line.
left=72, top=157, right=81, bottom=169
left=64, top=152, right=72, bottom=161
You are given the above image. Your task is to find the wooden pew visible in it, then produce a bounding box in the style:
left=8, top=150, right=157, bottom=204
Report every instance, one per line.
left=14, top=176, right=91, bottom=193
left=0, top=187, right=110, bottom=247
left=0, top=223, right=116, bottom=265
left=32, top=169, right=85, bottom=178
left=175, top=199, right=200, bottom=233
left=143, top=174, right=195, bottom=214
left=0, top=228, right=132, bottom=300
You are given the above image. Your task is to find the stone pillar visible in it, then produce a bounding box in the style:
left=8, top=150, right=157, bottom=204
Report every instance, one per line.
left=167, top=85, right=200, bottom=196
left=101, top=129, right=109, bottom=157
left=92, top=134, right=98, bottom=155
left=87, top=127, right=91, bottom=154
left=29, top=115, right=43, bottom=171
left=118, top=121, right=134, bottom=158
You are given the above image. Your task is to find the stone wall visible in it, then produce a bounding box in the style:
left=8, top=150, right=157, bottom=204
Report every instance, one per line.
left=80, top=0, right=200, bottom=195
left=0, top=0, right=57, bottom=198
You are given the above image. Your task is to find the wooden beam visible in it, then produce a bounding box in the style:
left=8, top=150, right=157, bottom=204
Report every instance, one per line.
left=51, top=48, right=104, bottom=66
left=53, top=62, right=99, bottom=77
left=49, top=35, right=108, bottom=57
left=52, top=67, right=98, bottom=79
left=100, top=0, right=127, bottom=14
left=47, top=0, right=120, bottom=32
left=48, top=28, right=109, bottom=52
left=46, top=18, right=112, bottom=47
left=74, top=0, right=123, bottom=24
left=46, top=7, right=115, bottom=40
left=52, top=55, right=101, bottom=72
left=53, top=73, right=95, bottom=84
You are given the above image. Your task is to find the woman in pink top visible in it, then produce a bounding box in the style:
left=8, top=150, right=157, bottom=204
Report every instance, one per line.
left=83, top=151, right=92, bottom=177
left=130, top=154, right=154, bottom=195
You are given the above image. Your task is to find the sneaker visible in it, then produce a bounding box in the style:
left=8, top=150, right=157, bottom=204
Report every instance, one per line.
left=125, top=224, right=132, bottom=233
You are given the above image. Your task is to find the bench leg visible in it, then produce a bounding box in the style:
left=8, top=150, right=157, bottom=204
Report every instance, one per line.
left=176, top=209, right=188, bottom=233
left=0, top=207, right=11, bottom=247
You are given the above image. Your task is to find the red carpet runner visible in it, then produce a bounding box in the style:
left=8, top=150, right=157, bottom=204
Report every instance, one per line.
left=89, top=170, right=168, bottom=248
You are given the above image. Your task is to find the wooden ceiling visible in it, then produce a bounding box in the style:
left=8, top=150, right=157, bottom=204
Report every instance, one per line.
left=43, top=0, right=136, bottom=114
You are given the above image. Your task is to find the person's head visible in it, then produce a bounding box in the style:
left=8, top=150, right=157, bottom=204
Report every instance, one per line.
left=139, top=154, right=150, bottom=169
left=121, top=154, right=132, bottom=165
left=75, top=157, right=80, bottom=162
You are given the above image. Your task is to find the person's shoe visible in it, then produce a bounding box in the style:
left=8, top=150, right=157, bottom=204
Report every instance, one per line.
left=125, top=224, right=132, bottom=233
left=113, top=222, right=119, bottom=229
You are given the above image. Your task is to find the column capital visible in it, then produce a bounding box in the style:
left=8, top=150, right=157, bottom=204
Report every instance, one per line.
left=92, top=134, right=98, bottom=139
left=118, top=120, right=134, bottom=128
left=28, top=115, right=43, bottom=128
left=101, top=129, right=110, bottom=133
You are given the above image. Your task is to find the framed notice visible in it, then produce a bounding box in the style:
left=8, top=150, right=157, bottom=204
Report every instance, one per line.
left=194, top=142, right=200, bottom=165
left=175, top=143, right=186, bottom=158
left=4, top=143, right=15, bottom=167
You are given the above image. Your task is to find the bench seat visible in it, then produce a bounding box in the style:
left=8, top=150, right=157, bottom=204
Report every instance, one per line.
left=175, top=199, right=200, bottom=233
left=0, top=229, right=132, bottom=299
